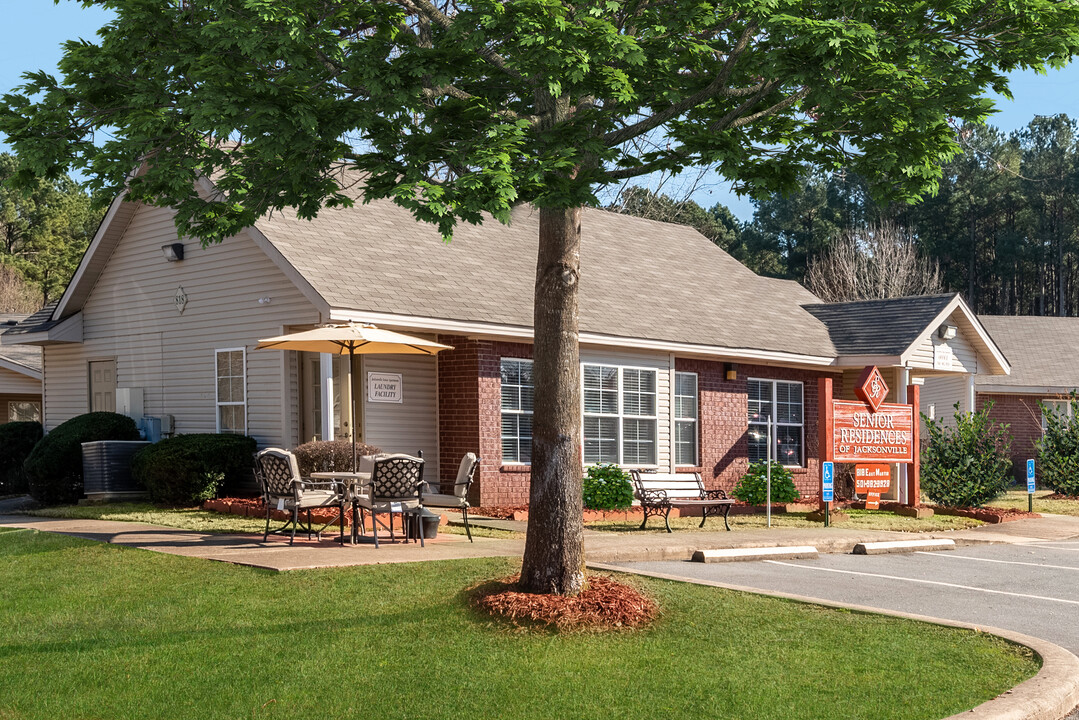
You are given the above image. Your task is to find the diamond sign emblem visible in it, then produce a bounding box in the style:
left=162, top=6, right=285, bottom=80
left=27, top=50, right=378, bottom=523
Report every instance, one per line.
left=855, top=365, right=889, bottom=413
left=175, top=286, right=188, bottom=315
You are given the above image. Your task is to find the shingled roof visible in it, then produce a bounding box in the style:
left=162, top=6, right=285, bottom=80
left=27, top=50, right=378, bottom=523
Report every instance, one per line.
left=0, top=314, right=43, bottom=375
left=976, top=316, right=1079, bottom=390
left=254, top=195, right=839, bottom=359
left=801, top=295, right=958, bottom=356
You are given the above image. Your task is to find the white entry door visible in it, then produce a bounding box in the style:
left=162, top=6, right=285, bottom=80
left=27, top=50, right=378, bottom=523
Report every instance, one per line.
left=89, top=359, right=117, bottom=413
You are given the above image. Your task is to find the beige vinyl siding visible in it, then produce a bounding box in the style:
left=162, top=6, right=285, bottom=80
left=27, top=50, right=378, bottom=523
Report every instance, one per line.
left=42, top=201, right=321, bottom=445
left=905, top=313, right=980, bottom=373
left=580, top=345, right=672, bottom=471
left=0, top=366, right=40, bottom=395
left=361, top=354, right=439, bottom=479
left=920, top=374, right=971, bottom=430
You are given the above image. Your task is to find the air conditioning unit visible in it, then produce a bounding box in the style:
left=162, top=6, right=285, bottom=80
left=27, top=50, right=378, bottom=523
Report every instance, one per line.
left=81, top=440, right=152, bottom=503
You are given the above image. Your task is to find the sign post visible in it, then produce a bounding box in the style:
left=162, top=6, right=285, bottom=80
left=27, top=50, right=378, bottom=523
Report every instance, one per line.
left=766, top=423, right=772, bottom=529
left=1027, top=459, right=1036, bottom=513
left=821, top=462, right=834, bottom=527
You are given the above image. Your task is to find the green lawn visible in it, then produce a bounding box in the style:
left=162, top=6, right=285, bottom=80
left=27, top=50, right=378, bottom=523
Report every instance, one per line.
left=988, top=490, right=1079, bottom=515
left=588, top=509, right=982, bottom=534
left=21, top=502, right=521, bottom=539
left=0, top=529, right=1036, bottom=720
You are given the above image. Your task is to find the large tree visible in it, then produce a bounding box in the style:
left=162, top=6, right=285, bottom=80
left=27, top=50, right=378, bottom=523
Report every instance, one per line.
left=4, top=0, right=1078, bottom=594
left=0, top=153, right=102, bottom=306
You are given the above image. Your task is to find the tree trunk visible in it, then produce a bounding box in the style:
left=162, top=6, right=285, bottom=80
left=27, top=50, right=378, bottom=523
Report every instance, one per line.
left=519, top=205, right=585, bottom=596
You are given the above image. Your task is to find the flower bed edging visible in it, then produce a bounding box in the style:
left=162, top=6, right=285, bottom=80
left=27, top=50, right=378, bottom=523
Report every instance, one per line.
left=932, top=506, right=1040, bottom=523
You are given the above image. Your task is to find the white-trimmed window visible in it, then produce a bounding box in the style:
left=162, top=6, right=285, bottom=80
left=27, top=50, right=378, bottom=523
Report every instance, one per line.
left=500, top=358, right=533, bottom=464
left=7, top=401, right=41, bottom=423
left=748, top=378, right=804, bottom=466
left=215, top=348, right=247, bottom=434
left=674, top=372, right=698, bottom=466
left=583, top=364, right=658, bottom=466
left=1041, top=400, right=1073, bottom=433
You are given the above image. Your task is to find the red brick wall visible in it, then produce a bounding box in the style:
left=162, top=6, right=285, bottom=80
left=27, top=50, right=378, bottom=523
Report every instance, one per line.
left=438, top=338, right=844, bottom=506
left=674, top=359, right=839, bottom=499
left=978, top=392, right=1054, bottom=481
left=436, top=335, right=532, bottom=507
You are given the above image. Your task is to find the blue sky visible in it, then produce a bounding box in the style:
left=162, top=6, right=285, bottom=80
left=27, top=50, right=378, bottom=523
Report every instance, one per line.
left=3, top=1, right=1079, bottom=220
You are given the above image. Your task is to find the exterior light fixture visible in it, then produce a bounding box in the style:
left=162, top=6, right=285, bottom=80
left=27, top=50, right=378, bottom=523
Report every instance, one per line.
left=723, top=362, right=737, bottom=381
left=161, top=243, right=184, bottom=262
left=258, top=296, right=272, bottom=305
left=937, top=324, right=958, bottom=340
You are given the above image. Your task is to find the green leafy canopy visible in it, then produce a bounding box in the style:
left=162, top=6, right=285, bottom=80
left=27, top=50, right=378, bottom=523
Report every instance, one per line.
left=3, top=0, right=1078, bottom=243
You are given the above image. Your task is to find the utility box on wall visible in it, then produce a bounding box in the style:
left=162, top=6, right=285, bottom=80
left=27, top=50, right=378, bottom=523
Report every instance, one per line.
left=116, top=387, right=144, bottom=419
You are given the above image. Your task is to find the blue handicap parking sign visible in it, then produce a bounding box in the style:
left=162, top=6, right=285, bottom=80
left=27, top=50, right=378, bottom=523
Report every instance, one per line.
left=822, top=461, right=834, bottom=503
left=1027, top=459, right=1036, bottom=493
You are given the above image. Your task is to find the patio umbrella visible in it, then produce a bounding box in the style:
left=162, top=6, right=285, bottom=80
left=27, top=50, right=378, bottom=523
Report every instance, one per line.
left=256, top=324, right=452, bottom=470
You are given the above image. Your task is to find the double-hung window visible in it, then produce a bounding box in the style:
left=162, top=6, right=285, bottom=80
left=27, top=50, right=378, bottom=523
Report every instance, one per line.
left=500, top=359, right=534, bottom=464
left=1041, top=399, right=1073, bottom=434
left=674, top=372, right=698, bottom=466
left=748, top=378, right=804, bottom=466
left=583, top=365, right=658, bottom=466
left=215, top=348, right=247, bottom=434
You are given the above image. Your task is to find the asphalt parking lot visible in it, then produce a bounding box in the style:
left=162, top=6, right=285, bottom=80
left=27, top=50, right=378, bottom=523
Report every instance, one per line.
left=616, top=540, right=1079, bottom=655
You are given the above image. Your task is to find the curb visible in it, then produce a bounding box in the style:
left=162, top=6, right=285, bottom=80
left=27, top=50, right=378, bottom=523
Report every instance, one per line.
left=588, top=562, right=1079, bottom=720
left=853, top=538, right=956, bottom=555
left=691, top=546, right=818, bottom=563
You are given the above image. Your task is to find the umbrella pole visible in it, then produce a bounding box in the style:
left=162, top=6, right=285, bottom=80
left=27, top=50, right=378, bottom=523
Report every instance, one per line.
left=350, top=347, right=358, bottom=473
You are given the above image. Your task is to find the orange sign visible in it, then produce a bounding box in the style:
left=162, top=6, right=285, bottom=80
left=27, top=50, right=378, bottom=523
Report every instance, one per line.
left=865, top=492, right=882, bottom=510
left=855, top=365, right=889, bottom=413
left=855, top=464, right=892, bottom=494
left=832, top=400, right=914, bottom=463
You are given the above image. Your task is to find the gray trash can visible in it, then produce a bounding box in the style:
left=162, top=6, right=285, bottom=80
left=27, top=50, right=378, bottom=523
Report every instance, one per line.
left=407, top=508, right=442, bottom=540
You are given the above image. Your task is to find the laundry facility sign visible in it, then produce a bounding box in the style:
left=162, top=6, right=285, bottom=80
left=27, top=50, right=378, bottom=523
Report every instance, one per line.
left=368, top=372, right=403, bottom=403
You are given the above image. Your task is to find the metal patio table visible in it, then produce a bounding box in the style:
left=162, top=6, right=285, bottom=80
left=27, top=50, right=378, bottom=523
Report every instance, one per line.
left=310, top=471, right=372, bottom=544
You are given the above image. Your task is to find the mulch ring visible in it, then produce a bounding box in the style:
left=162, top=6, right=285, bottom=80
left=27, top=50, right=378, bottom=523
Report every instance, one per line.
left=469, top=574, right=658, bottom=631
left=933, top=506, right=1040, bottom=523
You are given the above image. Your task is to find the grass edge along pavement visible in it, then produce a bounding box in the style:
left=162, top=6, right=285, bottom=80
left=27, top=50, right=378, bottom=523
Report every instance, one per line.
left=0, top=529, right=1038, bottom=720
left=593, top=561, right=1079, bottom=720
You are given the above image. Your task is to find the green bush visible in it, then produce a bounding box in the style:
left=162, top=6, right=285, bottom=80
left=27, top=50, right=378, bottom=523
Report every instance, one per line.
left=1036, top=394, right=1079, bottom=496
left=24, top=412, right=141, bottom=505
left=0, top=421, right=43, bottom=494
left=582, top=463, right=634, bottom=510
left=132, top=434, right=258, bottom=506
left=921, top=402, right=1012, bottom=507
left=293, top=439, right=381, bottom=476
left=731, top=461, right=799, bottom=505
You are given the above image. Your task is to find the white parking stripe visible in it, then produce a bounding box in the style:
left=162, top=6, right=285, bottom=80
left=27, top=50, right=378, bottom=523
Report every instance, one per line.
left=1016, top=544, right=1079, bottom=553
left=763, top=560, right=1079, bottom=606
left=913, top=551, right=1079, bottom=571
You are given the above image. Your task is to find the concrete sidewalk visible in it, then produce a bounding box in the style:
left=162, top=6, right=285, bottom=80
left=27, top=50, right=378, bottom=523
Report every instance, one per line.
left=2, top=509, right=1077, bottom=571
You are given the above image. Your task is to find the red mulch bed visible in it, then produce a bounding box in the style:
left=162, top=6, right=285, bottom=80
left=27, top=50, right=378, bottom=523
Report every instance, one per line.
left=470, top=506, right=529, bottom=520
left=470, top=574, right=658, bottom=631
left=932, top=506, right=1040, bottom=523
left=1046, top=493, right=1079, bottom=501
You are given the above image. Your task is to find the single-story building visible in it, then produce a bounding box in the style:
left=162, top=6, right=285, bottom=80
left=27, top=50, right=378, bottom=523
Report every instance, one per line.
left=923, top=315, right=1079, bottom=481
left=0, top=174, right=1011, bottom=505
left=0, top=314, right=42, bottom=423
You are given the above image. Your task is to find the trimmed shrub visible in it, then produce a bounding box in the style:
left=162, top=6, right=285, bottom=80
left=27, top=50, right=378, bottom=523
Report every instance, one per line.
left=1037, top=394, right=1079, bottom=496
left=293, top=439, right=381, bottom=476
left=24, top=412, right=140, bottom=505
left=0, top=421, right=43, bottom=494
left=921, top=402, right=1012, bottom=507
left=132, top=434, right=258, bottom=506
left=731, top=461, right=799, bottom=505
left=582, top=463, right=634, bottom=510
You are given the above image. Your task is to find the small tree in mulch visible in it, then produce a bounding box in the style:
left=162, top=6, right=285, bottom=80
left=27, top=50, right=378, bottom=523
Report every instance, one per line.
left=470, top=575, right=657, bottom=631
left=921, top=402, right=1012, bottom=508
left=1037, top=394, right=1079, bottom=497
left=731, top=461, right=799, bottom=506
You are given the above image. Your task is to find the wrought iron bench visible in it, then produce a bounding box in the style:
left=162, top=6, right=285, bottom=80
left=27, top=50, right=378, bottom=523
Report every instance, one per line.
left=630, top=470, right=735, bottom=533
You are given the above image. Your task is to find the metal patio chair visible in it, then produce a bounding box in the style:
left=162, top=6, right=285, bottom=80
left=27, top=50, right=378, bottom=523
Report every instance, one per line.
left=254, top=448, right=346, bottom=545
left=421, top=453, right=479, bottom=542
left=355, top=453, right=426, bottom=548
